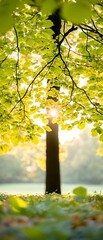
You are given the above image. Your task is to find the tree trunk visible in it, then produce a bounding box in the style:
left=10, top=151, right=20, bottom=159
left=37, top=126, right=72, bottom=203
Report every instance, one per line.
left=45, top=115, right=61, bottom=194
left=45, top=10, right=61, bottom=194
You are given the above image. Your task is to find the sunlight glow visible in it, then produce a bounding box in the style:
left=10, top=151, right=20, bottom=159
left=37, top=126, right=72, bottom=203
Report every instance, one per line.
left=59, top=127, right=80, bottom=144
left=78, top=75, right=88, bottom=87
left=34, top=118, right=43, bottom=126
left=49, top=109, right=58, bottom=117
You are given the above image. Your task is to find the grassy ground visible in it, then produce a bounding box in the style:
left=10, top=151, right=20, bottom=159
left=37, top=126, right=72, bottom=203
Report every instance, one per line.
left=0, top=183, right=103, bottom=195
left=0, top=186, right=103, bottom=239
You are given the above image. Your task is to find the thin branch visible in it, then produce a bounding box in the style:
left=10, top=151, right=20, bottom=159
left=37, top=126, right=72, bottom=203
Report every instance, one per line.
left=61, top=23, right=94, bottom=60
left=81, top=24, right=96, bottom=32
left=74, top=101, right=85, bottom=109
left=30, top=55, right=57, bottom=93
left=85, top=33, right=91, bottom=57
left=14, top=26, right=20, bottom=97
left=58, top=49, right=103, bottom=115
left=80, top=26, right=103, bottom=44
left=0, top=56, right=8, bottom=67
left=59, top=51, right=75, bottom=100
left=91, top=19, right=103, bottom=39
left=8, top=53, right=59, bottom=115
left=81, top=22, right=103, bottom=39
left=14, top=26, right=26, bottom=117
left=24, top=12, right=38, bottom=24
left=93, top=7, right=103, bottom=20
left=58, top=25, right=78, bottom=47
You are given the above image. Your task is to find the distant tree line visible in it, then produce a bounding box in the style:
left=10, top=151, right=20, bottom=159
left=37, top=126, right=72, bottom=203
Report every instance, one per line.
left=61, top=129, right=103, bottom=184
left=0, top=128, right=103, bottom=184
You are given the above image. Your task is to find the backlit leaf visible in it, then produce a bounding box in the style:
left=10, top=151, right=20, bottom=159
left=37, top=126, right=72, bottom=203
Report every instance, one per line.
left=91, top=128, right=98, bottom=137
left=32, top=136, right=39, bottom=144
left=73, top=186, right=87, bottom=197
left=41, top=0, right=58, bottom=15
left=77, top=121, right=86, bottom=130
left=44, top=126, right=52, bottom=132
left=10, top=196, right=27, bottom=211
left=0, top=0, right=20, bottom=33
left=61, top=1, right=91, bottom=24
left=99, top=134, right=103, bottom=142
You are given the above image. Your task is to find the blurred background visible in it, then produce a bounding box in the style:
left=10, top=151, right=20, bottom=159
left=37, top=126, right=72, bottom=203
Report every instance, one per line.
left=0, top=126, right=103, bottom=194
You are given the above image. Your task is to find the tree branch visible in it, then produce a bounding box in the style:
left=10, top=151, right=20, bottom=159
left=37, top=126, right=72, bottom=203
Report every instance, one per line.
left=80, top=26, right=103, bottom=44
left=14, top=26, right=26, bottom=117
left=58, top=24, right=78, bottom=47
left=0, top=56, right=8, bottom=67
left=85, top=33, right=91, bottom=57
left=9, top=53, right=59, bottom=115
left=58, top=49, right=103, bottom=116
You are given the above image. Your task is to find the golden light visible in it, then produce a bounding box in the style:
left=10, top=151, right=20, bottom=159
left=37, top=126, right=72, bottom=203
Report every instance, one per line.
left=59, top=127, right=80, bottom=144
left=49, top=108, right=58, bottom=117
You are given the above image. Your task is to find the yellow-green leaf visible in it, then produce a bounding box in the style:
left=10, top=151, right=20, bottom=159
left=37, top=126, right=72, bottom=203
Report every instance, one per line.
left=77, top=121, right=86, bottom=130
left=44, top=126, right=52, bottom=132
left=91, top=128, right=98, bottom=137
left=32, top=136, right=39, bottom=144
left=10, top=196, right=27, bottom=211
left=99, top=134, right=103, bottom=142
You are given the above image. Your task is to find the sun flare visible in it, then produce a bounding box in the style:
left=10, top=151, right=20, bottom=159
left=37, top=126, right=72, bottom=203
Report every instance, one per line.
left=49, top=109, right=58, bottom=117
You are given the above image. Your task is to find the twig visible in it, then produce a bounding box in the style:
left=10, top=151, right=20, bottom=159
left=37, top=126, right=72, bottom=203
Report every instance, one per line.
left=8, top=53, right=59, bottom=115
left=85, top=33, right=91, bottom=57
left=80, top=26, right=103, bottom=44
left=14, top=26, right=27, bottom=118
left=74, top=101, right=85, bottom=109
left=58, top=25, right=78, bottom=47
left=59, top=50, right=103, bottom=115
left=0, top=56, right=8, bottom=67
left=91, top=18, right=103, bottom=39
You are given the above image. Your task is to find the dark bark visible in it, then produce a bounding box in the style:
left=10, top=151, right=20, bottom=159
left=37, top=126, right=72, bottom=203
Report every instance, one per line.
left=45, top=10, right=61, bottom=194
left=49, top=9, right=61, bottom=40
left=45, top=85, right=61, bottom=194
left=45, top=116, right=61, bottom=194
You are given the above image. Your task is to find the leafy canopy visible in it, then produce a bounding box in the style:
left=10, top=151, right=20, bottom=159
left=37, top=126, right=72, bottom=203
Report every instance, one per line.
left=0, top=0, right=103, bottom=153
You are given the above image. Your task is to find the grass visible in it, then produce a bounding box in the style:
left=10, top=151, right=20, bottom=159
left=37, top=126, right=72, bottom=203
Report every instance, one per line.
left=0, top=186, right=103, bottom=239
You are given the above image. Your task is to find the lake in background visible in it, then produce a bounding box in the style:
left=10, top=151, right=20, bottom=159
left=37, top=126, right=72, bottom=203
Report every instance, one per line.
left=0, top=183, right=103, bottom=195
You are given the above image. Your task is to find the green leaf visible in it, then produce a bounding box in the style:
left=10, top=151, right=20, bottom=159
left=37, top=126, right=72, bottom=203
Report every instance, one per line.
left=0, top=0, right=19, bottom=33
left=41, top=0, right=58, bottom=15
left=38, top=127, right=45, bottom=134
left=73, top=186, right=87, bottom=197
left=10, top=196, right=27, bottom=211
left=61, top=0, right=91, bottom=24
left=87, top=0, right=98, bottom=3
left=77, top=121, right=86, bottom=130
left=44, top=126, right=52, bottom=132
left=32, top=136, right=39, bottom=144
left=96, top=127, right=103, bottom=135
left=0, top=12, right=13, bottom=33
left=99, top=134, right=103, bottom=142
left=91, top=128, right=98, bottom=137
left=43, top=19, right=53, bottom=28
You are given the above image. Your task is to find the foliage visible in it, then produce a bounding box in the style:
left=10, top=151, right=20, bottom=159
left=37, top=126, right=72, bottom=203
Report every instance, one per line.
left=0, top=0, right=100, bottom=33
left=72, top=186, right=87, bottom=197
left=0, top=0, right=103, bottom=153
left=0, top=189, right=103, bottom=239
